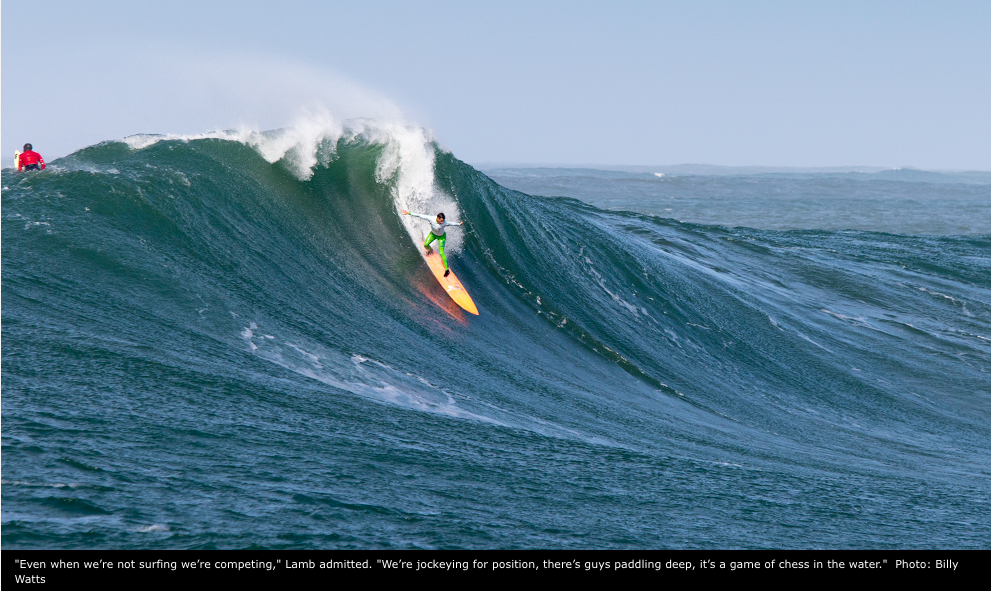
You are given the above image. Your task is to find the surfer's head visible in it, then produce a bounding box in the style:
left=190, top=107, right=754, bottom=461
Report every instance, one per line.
left=23, top=143, right=32, bottom=152
left=436, top=213, right=445, bottom=222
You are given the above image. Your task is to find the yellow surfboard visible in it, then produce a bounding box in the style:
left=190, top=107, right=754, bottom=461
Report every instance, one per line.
left=14, top=151, right=21, bottom=170
left=423, top=249, right=478, bottom=315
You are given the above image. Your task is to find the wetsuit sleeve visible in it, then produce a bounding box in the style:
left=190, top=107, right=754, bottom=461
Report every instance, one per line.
left=40, top=156, right=45, bottom=170
left=408, top=212, right=433, bottom=222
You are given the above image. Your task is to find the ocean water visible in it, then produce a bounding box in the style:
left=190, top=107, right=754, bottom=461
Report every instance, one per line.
left=482, top=165, right=991, bottom=235
left=3, top=124, right=990, bottom=549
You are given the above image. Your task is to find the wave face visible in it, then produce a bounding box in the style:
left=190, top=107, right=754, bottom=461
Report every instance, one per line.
left=3, top=126, right=990, bottom=548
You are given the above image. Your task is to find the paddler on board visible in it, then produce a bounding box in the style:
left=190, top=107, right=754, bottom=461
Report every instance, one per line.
left=17, top=143, right=46, bottom=171
left=401, top=210, right=464, bottom=277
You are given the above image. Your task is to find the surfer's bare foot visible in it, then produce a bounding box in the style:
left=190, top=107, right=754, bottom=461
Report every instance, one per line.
left=444, top=269, right=450, bottom=277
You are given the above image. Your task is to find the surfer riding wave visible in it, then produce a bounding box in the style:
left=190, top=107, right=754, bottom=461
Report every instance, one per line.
left=402, top=210, right=464, bottom=277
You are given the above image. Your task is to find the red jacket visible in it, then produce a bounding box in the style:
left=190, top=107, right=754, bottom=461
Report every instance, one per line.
left=18, top=150, right=45, bottom=170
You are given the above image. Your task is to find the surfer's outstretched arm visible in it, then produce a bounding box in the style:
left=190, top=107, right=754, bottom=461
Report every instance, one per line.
left=401, top=210, right=466, bottom=232
left=401, top=210, right=463, bottom=225
left=402, top=210, right=433, bottom=221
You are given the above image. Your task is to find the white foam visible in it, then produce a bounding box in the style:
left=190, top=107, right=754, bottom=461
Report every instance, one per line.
left=122, top=112, right=464, bottom=255
left=821, top=308, right=883, bottom=332
left=137, top=524, right=170, bottom=533
left=582, top=254, right=640, bottom=316
left=121, top=110, right=444, bottom=190
left=379, top=123, right=465, bottom=258
left=116, top=53, right=467, bottom=276
left=1, top=480, right=83, bottom=489
left=285, top=342, right=322, bottom=367
left=122, top=110, right=346, bottom=181
left=794, top=330, right=833, bottom=353
left=239, top=322, right=493, bottom=423
left=918, top=286, right=959, bottom=302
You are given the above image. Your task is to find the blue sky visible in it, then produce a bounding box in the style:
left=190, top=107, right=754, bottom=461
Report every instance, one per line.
left=3, top=1, right=990, bottom=168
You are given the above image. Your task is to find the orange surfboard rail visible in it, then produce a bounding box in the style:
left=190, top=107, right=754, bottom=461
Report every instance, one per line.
left=423, top=249, right=479, bottom=315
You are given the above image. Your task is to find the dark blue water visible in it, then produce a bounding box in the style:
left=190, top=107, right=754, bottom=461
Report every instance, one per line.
left=3, top=129, right=990, bottom=549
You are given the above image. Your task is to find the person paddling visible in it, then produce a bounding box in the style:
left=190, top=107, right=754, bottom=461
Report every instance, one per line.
left=401, top=210, right=464, bottom=277
left=17, top=143, right=45, bottom=171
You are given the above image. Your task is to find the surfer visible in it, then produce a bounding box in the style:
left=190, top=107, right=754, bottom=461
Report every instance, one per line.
left=18, top=144, right=45, bottom=171
left=401, top=210, right=464, bottom=277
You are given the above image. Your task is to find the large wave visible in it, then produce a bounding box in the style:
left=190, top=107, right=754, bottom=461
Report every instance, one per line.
left=3, top=119, right=990, bottom=548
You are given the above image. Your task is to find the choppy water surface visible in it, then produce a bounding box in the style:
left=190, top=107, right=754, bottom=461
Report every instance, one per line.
left=3, top=131, right=989, bottom=549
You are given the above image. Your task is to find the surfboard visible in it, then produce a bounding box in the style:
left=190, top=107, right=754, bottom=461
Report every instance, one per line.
left=423, top=248, right=479, bottom=315
left=14, top=151, right=21, bottom=170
